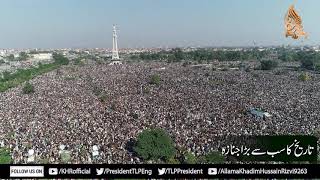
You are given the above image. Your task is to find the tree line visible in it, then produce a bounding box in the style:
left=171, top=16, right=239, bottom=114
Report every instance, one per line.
left=130, top=48, right=320, bottom=71
left=130, top=48, right=273, bottom=63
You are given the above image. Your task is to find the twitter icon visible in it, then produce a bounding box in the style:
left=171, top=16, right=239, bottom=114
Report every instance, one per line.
left=96, top=168, right=104, bottom=175
left=158, top=168, right=166, bottom=175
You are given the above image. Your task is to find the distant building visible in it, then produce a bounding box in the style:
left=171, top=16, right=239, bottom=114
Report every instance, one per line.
left=0, top=50, right=7, bottom=56
left=13, top=53, right=20, bottom=58
left=33, top=53, right=53, bottom=60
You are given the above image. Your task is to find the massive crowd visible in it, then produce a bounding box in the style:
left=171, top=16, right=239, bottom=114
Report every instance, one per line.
left=0, top=62, right=319, bottom=164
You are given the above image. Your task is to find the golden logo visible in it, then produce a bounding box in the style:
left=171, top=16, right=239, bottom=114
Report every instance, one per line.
left=285, top=4, right=307, bottom=39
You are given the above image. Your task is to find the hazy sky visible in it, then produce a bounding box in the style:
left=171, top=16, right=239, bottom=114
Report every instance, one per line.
left=0, top=0, right=318, bottom=48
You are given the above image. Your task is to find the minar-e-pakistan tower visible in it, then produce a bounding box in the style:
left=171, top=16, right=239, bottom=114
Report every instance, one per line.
left=112, top=24, right=120, bottom=60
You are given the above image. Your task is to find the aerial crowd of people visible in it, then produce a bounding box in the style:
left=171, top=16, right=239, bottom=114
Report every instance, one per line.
left=0, top=62, right=319, bottom=164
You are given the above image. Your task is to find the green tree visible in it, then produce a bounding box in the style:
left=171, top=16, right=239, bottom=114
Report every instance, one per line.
left=0, top=148, right=11, bottom=164
left=214, top=51, right=227, bottom=61
left=134, top=128, right=176, bottom=162
left=149, top=74, right=161, bottom=85
left=18, top=52, right=28, bottom=61
left=143, top=86, right=150, bottom=94
left=74, top=58, right=84, bottom=65
left=199, top=151, right=225, bottom=164
left=299, top=72, right=311, bottom=81
left=167, top=157, right=180, bottom=164
left=278, top=50, right=297, bottom=62
left=301, top=59, right=315, bottom=70
left=298, top=51, right=320, bottom=70
left=184, top=152, right=197, bottom=164
left=1, top=71, right=11, bottom=82
left=250, top=48, right=261, bottom=60
left=60, top=151, right=71, bottom=163
left=7, top=54, right=15, bottom=61
left=53, top=53, right=69, bottom=65
left=98, top=94, right=107, bottom=103
left=313, top=127, right=320, bottom=140
left=315, top=64, right=320, bottom=72
left=22, top=82, right=35, bottom=94
left=172, top=48, right=184, bottom=62
left=260, top=60, right=278, bottom=70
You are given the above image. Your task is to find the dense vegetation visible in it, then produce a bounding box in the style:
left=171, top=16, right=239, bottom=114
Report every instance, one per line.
left=299, top=72, right=311, bottom=81
left=149, top=74, right=161, bottom=85
left=131, top=48, right=272, bottom=62
left=134, top=128, right=176, bottom=162
left=18, top=52, right=29, bottom=61
left=130, top=47, right=320, bottom=72
left=52, top=53, right=69, bottom=65
left=0, top=53, right=69, bottom=92
left=198, top=151, right=225, bottom=164
left=260, top=60, right=278, bottom=70
left=0, top=59, right=5, bottom=65
left=133, top=128, right=225, bottom=164
left=22, top=82, right=35, bottom=94
left=0, top=148, right=11, bottom=164
left=182, top=151, right=225, bottom=164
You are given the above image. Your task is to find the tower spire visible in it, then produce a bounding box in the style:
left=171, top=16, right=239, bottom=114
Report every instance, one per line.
left=112, top=24, right=120, bottom=60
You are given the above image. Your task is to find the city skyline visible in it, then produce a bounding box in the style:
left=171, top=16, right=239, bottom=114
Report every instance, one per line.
left=0, top=0, right=319, bottom=48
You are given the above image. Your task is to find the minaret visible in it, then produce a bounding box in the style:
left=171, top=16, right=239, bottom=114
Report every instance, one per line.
left=112, top=24, right=120, bottom=60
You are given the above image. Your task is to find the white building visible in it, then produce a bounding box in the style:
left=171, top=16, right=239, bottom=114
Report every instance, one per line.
left=0, top=50, right=7, bottom=57
left=33, top=53, right=53, bottom=60
left=13, top=53, right=20, bottom=58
